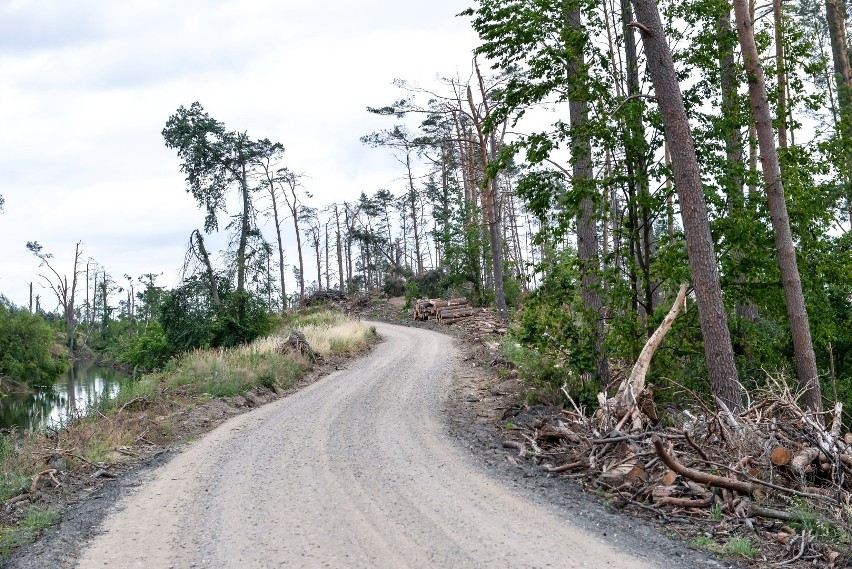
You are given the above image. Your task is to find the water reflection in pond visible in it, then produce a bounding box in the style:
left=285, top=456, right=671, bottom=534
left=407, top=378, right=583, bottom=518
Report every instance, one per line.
left=0, top=364, right=129, bottom=432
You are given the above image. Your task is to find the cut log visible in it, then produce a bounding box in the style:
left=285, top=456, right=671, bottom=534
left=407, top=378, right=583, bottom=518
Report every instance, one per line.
left=790, top=447, right=821, bottom=476
left=439, top=316, right=469, bottom=324
left=438, top=308, right=475, bottom=322
left=770, top=446, right=792, bottom=466
left=413, top=298, right=469, bottom=321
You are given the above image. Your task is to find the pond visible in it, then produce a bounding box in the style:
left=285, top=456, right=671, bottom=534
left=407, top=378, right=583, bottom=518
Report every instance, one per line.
left=0, top=364, right=131, bottom=432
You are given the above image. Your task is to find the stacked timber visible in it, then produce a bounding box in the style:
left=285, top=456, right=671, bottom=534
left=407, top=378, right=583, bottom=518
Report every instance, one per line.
left=437, top=305, right=474, bottom=324
left=413, top=297, right=469, bottom=321
left=460, top=310, right=508, bottom=335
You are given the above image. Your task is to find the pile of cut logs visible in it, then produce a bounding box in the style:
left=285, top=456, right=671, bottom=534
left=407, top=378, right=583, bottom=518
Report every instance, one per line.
left=413, top=298, right=474, bottom=324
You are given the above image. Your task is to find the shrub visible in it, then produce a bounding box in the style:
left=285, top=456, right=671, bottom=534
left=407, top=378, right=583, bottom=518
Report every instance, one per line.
left=0, top=303, right=68, bottom=386
left=120, top=321, right=172, bottom=371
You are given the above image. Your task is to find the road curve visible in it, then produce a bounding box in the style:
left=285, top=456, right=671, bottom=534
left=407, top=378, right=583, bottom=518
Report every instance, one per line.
left=76, top=322, right=659, bottom=569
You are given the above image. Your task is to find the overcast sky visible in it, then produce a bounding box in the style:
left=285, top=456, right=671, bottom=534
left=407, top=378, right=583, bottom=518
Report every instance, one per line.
left=0, top=0, right=480, bottom=309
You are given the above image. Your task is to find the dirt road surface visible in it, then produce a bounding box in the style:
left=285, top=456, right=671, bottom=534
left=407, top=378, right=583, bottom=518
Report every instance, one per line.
left=73, top=323, right=698, bottom=568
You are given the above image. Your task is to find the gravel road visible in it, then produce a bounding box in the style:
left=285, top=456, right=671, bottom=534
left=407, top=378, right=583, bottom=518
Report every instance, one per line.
left=74, top=322, right=689, bottom=568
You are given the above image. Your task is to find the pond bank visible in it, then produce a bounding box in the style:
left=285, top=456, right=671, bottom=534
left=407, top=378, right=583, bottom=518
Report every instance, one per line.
left=0, top=364, right=130, bottom=433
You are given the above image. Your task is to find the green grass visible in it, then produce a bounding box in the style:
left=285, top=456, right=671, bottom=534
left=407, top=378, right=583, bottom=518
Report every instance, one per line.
left=709, top=503, right=722, bottom=520
left=0, top=507, right=60, bottom=557
left=169, top=350, right=308, bottom=398
left=0, top=472, right=29, bottom=503
left=84, top=437, right=111, bottom=465
left=690, top=536, right=715, bottom=549
left=723, top=536, right=758, bottom=558
left=20, top=506, right=59, bottom=530
left=788, top=502, right=852, bottom=546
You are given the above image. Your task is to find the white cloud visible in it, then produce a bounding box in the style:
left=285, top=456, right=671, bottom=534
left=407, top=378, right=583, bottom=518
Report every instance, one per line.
left=0, top=0, right=479, bottom=307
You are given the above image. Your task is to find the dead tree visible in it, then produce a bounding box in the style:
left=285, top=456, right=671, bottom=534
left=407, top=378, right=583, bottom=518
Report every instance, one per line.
left=26, top=240, right=82, bottom=351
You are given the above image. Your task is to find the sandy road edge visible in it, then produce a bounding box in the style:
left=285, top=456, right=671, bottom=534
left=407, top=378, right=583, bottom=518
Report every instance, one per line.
left=441, top=338, right=740, bottom=569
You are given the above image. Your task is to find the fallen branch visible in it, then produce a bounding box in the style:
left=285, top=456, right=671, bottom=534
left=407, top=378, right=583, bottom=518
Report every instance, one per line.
left=30, top=469, right=59, bottom=493
left=651, top=435, right=754, bottom=495
left=601, top=284, right=688, bottom=432
left=683, top=430, right=710, bottom=463
left=3, top=493, right=30, bottom=506
left=118, top=396, right=149, bottom=414
left=590, top=432, right=685, bottom=445
left=654, top=494, right=714, bottom=508
left=545, top=460, right=588, bottom=473
left=502, top=440, right=525, bottom=457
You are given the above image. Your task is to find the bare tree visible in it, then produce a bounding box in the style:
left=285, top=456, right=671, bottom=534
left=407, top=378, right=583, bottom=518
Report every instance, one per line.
left=26, top=240, right=83, bottom=351
left=282, top=172, right=309, bottom=301
left=254, top=140, right=290, bottom=310
left=466, top=60, right=509, bottom=323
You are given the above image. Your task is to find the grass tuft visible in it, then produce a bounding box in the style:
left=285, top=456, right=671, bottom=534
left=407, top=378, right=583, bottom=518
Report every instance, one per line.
left=723, top=536, right=758, bottom=558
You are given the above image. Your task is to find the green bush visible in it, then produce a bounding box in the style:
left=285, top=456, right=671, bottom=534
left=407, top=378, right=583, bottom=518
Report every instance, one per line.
left=119, top=321, right=172, bottom=372
left=159, top=277, right=274, bottom=354
left=0, top=303, right=68, bottom=386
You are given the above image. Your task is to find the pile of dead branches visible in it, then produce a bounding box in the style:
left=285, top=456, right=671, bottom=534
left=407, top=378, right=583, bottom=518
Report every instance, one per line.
left=303, top=289, right=347, bottom=306
left=501, top=284, right=852, bottom=567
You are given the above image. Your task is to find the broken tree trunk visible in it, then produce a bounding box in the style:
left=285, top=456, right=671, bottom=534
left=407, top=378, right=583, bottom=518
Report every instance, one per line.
left=600, top=283, right=688, bottom=431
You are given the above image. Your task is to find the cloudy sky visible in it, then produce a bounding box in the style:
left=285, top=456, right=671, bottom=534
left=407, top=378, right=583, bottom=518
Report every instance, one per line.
left=0, top=0, right=480, bottom=309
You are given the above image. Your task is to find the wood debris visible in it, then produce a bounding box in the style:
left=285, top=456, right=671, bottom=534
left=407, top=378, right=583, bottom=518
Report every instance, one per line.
left=494, top=284, right=851, bottom=567
left=413, top=298, right=507, bottom=334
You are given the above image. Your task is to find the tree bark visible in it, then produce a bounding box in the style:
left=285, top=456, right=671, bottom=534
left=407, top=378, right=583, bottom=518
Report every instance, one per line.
left=192, top=230, right=222, bottom=310
left=405, top=155, right=425, bottom=276
left=335, top=204, right=345, bottom=293
left=236, top=138, right=250, bottom=294
left=621, top=0, right=658, bottom=329
left=67, top=242, right=81, bottom=352
left=824, top=0, right=852, bottom=228
left=773, top=0, right=789, bottom=150
left=263, top=172, right=287, bottom=310
left=630, top=0, right=743, bottom=413
left=467, top=70, right=508, bottom=324
left=285, top=177, right=306, bottom=301
left=825, top=0, right=852, bottom=112
left=732, top=0, right=823, bottom=414
left=564, top=2, right=608, bottom=381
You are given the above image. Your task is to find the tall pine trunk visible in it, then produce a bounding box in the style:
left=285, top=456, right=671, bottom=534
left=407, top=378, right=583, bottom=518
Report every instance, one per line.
left=732, top=0, right=823, bottom=414
left=621, top=0, right=658, bottom=330
left=236, top=141, right=250, bottom=295
left=631, top=0, right=743, bottom=413
left=825, top=0, right=852, bottom=227
left=335, top=204, right=345, bottom=293
left=564, top=2, right=608, bottom=382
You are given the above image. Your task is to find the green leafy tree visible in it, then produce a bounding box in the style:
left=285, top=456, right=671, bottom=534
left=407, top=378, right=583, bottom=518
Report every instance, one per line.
left=162, top=102, right=258, bottom=296
left=0, top=298, right=68, bottom=386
